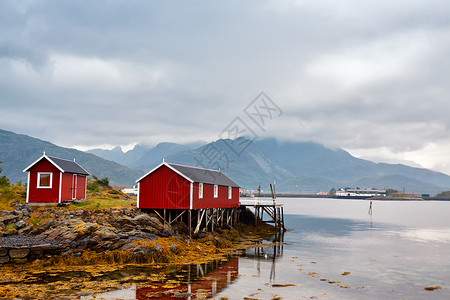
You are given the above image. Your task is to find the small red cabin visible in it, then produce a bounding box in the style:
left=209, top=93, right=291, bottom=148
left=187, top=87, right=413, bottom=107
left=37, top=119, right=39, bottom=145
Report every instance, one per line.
left=23, top=153, right=90, bottom=204
left=136, top=162, right=240, bottom=210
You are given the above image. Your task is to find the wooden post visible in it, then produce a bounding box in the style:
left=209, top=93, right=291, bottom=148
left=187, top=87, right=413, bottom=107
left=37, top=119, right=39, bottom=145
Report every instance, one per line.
left=188, top=209, right=192, bottom=236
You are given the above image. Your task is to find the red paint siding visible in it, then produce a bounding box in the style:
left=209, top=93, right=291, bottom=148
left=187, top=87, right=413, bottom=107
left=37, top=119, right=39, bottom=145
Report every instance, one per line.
left=192, top=183, right=239, bottom=209
left=138, top=164, right=240, bottom=210
left=76, top=175, right=87, bottom=200
left=138, top=165, right=191, bottom=209
left=27, top=160, right=60, bottom=203
left=60, top=173, right=87, bottom=201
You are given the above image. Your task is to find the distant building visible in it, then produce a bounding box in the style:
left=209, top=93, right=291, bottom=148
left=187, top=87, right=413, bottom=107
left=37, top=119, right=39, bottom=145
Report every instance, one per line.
left=336, top=188, right=386, bottom=197
left=23, top=153, right=90, bottom=204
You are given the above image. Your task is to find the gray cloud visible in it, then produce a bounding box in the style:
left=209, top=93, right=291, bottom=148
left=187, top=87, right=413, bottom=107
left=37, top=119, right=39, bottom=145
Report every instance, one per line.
left=1, top=0, right=450, bottom=173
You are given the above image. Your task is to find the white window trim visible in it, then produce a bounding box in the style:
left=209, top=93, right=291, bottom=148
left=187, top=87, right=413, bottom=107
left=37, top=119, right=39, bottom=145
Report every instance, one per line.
left=199, top=183, right=203, bottom=199
left=214, top=184, right=218, bottom=198
left=37, top=172, right=53, bottom=189
left=228, top=186, right=232, bottom=199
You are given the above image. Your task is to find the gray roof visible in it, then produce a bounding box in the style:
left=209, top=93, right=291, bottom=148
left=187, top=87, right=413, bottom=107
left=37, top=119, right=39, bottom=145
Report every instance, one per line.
left=168, top=163, right=240, bottom=187
left=44, top=156, right=90, bottom=175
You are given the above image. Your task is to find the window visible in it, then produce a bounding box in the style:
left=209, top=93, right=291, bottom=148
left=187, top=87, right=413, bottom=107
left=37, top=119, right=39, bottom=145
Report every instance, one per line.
left=228, top=186, right=232, bottom=199
left=214, top=184, right=218, bottom=198
left=199, top=183, right=203, bottom=199
left=37, top=172, right=52, bottom=188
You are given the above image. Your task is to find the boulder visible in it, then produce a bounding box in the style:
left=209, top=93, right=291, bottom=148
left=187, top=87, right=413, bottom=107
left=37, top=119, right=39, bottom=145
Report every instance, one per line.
left=15, top=220, right=27, bottom=229
left=0, top=256, right=9, bottom=264
left=9, top=248, right=30, bottom=259
left=0, top=248, right=8, bottom=256
left=133, top=214, right=164, bottom=231
left=91, top=227, right=118, bottom=241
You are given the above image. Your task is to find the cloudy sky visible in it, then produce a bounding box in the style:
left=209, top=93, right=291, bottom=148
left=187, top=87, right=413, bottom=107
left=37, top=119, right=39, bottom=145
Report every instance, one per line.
left=1, top=0, right=450, bottom=174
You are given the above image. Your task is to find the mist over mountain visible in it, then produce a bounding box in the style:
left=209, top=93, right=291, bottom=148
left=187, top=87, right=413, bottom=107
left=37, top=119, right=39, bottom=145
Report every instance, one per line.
left=2, top=128, right=450, bottom=195
left=90, top=137, right=450, bottom=195
left=0, top=129, right=143, bottom=186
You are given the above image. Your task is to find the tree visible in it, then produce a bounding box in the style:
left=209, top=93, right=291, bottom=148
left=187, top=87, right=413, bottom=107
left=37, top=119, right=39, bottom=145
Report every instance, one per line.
left=0, top=161, right=10, bottom=187
left=329, top=187, right=336, bottom=195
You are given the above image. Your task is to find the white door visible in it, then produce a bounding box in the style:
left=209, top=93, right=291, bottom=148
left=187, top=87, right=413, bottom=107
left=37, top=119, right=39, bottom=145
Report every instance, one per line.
left=72, top=174, right=77, bottom=199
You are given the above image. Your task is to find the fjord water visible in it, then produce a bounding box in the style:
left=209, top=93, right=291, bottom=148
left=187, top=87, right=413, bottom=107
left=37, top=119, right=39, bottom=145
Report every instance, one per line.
left=89, top=198, right=450, bottom=299
left=216, top=198, right=450, bottom=299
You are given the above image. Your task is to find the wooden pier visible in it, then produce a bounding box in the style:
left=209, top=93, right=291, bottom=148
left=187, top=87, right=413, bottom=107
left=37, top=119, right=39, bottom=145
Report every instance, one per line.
left=239, top=198, right=285, bottom=230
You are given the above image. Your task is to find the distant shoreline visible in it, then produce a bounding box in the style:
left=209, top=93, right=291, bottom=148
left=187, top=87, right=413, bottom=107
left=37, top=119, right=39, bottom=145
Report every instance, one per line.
left=243, top=193, right=450, bottom=201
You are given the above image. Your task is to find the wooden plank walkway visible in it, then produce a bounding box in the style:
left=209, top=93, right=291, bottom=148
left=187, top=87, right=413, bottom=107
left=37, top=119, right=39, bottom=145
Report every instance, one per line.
left=239, top=198, right=285, bottom=230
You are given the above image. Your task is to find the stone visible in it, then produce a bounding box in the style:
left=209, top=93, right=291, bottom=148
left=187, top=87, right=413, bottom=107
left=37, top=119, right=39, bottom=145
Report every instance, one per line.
left=134, top=214, right=164, bottom=230
left=91, top=227, right=118, bottom=241
left=3, top=229, right=17, bottom=236
left=12, top=258, right=28, bottom=264
left=18, top=225, right=33, bottom=235
left=0, top=221, right=4, bottom=230
left=13, top=209, right=23, bottom=219
left=15, top=220, right=27, bottom=229
left=42, top=219, right=56, bottom=230
left=0, top=215, right=18, bottom=225
left=9, top=248, right=30, bottom=258
left=0, top=256, right=10, bottom=264
left=0, top=248, right=8, bottom=256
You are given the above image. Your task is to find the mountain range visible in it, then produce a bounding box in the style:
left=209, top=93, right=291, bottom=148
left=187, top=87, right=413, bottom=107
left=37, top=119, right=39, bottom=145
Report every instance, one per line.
left=2, top=128, right=450, bottom=195
left=0, top=129, right=143, bottom=186
left=89, top=137, right=450, bottom=195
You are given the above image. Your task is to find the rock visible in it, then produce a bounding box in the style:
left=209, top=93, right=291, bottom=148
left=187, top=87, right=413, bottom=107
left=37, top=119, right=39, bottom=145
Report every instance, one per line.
left=12, top=258, right=27, bottom=264
left=134, top=214, right=164, bottom=230
left=4, top=229, right=17, bottom=236
left=114, top=216, right=136, bottom=227
left=0, top=248, right=8, bottom=256
left=161, top=224, right=175, bottom=236
left=13, top=209, right=23, bottom=219
left=141, top=226, right=158, bottom=235
left=91, top=227, right=118, bottom=241
left=9, top=248, right=30, bottom=259
left=18, top=225, right=33, bottom=235
left=15, top=220, right=27, bottom=229
left=0, top=256, right=9, bottom=264
left=42, top=219, right=56, bottom=230
left=0, top=221, right=4, bottom=230
left=0, top=215, right=18, bottom=225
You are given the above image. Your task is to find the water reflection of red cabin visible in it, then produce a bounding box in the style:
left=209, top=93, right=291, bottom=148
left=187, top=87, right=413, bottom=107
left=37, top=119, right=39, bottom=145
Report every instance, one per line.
left=136, top=257, right=239, bottom=299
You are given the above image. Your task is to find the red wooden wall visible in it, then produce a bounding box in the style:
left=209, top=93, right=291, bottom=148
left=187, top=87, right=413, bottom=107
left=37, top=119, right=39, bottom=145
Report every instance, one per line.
left=60, top=173, right=87, bottom=201
left=138, top=165, right=191, bottom=209
left=192, top=183, right=239, bottom=209
left=138, top=165, right=240, bottom=209
left=27, top=160, right=60, bottom=203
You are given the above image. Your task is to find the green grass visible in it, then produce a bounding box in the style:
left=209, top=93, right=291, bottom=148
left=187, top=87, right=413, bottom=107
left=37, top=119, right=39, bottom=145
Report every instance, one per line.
left=72, top=198, right=135, bottom=210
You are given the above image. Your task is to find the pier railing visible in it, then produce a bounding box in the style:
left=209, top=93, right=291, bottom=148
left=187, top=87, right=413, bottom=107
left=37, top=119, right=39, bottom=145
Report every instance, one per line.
left=239, top=198, right=276, bottom=206
left=239, top=198, right=285, bottom=230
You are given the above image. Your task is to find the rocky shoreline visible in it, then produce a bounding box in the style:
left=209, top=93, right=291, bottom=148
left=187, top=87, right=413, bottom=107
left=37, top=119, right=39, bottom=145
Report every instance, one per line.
left=0, top=201, right=272, bottom=266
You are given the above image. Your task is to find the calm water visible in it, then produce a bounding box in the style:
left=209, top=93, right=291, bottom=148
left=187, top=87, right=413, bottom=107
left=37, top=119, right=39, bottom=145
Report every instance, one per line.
left=89, top=198, right=450, bottom=299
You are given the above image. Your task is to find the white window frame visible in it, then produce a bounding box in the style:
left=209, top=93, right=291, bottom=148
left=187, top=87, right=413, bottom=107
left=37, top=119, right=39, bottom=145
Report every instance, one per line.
left=214, top=184, right=218, bottom=198
left=228, top=186, right=232, bottom=199
left=37, top=172, right=53, bottom=188
left=199, top=183, right=203, bottom=199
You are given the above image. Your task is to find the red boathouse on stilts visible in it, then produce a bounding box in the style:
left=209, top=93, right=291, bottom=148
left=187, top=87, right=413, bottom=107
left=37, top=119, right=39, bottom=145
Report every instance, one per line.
left=23, top=153, right=90, bottom=204
left=136, top=161, right=240, bottom=234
